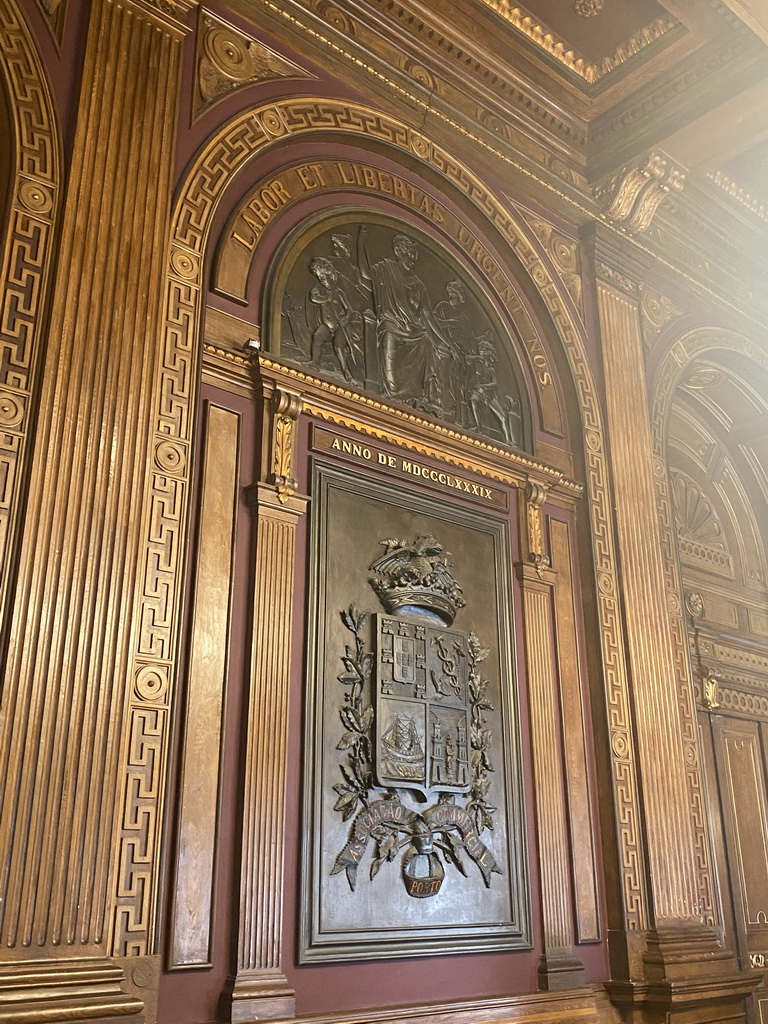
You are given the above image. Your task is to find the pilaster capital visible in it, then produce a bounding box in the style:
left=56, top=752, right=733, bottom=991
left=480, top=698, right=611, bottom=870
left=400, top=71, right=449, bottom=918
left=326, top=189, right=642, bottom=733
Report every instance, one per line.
left=256, top=362, right=305, bottom=503
left=582, top=221, right=651, bottom=297
left=123, top=0, right=199, bottom=35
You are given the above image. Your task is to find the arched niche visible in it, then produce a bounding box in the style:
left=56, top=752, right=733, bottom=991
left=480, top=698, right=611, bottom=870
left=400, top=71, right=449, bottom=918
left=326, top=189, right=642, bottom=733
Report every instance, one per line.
left=652, top=330, right=768, bottom=632
left=650, top=327, right=768, bottom=968
left=260, top=208, right=534, bottom=452
left=206, top=135, right=580, bottom=466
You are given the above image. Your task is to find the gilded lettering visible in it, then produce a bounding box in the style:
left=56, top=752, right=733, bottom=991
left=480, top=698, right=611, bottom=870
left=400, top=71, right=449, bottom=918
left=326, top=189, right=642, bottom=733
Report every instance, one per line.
left=392, top=176, right=409, bottom=201
left=296, top=165, right=318, bottom=190
left=336, top=162, right=356, bottom=185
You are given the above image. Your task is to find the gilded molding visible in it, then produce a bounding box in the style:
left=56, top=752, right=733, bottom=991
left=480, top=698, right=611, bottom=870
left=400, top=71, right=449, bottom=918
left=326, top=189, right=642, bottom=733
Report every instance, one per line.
left=591, top=36, right=751, bottom=151
left=232, top=478, right=307, bottom=1019
left=595, top=261, right=639, bottom=298
left=596, top=153, right=685, bottom=235
left=646, top=332, right=764, bottom=927
left=480, top=2, right=676, bottom=83
left=195, top=9, right=313, bottom=117
left=166, top=96, right=647, bottom=932
left=169, top=403, right=239, bottom=968
left=0, top=0, right=61, bottom=666
left=0, top=959, right=144, bottom=1021
left=574, top=0, right=603, bottom=14
left=0, top=0, right=189, bottom=970
left=260, top=356, right=579, bottom=497
left=550, top=518, right=600, bottom=943
left=700, top=667, right=722, bottom=711
left=256, top=0, right=595, bottom=217
left=707, top=169, right=768, bottom=224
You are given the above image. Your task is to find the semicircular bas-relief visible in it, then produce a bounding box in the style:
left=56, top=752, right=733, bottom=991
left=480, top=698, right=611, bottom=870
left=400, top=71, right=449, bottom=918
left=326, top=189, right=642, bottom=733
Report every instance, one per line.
left=268, top=214, right=531, bottom=452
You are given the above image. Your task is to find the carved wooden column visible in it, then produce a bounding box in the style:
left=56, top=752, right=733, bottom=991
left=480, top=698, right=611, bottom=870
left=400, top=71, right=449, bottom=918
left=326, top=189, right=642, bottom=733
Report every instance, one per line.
left=517, top=482, right=586, bottom=991
left=228, top=374, right=307, bottom=1022
left=587, top=225, right=757, bottom=1020
left=0, top=0, right=194, bottom=1018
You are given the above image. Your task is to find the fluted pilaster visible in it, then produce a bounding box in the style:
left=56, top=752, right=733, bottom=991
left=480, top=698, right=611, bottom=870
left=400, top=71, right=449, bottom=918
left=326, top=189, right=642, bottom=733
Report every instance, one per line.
left=0, top=0, right=195, bottom=1016
left=228, top=379, right=307, bottom=1022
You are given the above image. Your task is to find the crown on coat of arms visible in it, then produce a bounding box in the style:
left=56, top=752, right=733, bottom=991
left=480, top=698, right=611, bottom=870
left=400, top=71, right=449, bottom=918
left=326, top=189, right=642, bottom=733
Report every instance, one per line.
left=368, top=535, right=466, bottom=626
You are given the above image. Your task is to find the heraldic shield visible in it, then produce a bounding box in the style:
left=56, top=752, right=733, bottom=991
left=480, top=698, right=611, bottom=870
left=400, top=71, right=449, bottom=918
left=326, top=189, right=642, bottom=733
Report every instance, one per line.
left=374, top=615, right=471, bottom=801
left=331, top=534, right=501, bottom=901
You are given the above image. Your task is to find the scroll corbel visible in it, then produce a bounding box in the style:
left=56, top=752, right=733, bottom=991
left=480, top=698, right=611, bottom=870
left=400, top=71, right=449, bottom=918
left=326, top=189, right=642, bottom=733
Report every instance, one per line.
left=524, top=480, right=550, bottom=573
left=596, top=152, right=686, bottom=235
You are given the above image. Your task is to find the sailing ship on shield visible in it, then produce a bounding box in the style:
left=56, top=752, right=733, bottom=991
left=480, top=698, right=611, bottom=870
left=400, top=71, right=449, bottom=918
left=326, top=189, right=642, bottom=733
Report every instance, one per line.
left=331, top=534, right=500, bottom=898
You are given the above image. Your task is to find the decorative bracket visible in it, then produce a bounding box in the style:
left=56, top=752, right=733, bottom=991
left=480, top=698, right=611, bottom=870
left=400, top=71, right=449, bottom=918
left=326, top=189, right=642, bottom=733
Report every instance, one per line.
left=268, top=388, right=302, bottom=503
left=524, top=480, right=550, bottom=572
left=700, top=665, right=722, bottom=712
left=596, top=152, right=686, bottom=235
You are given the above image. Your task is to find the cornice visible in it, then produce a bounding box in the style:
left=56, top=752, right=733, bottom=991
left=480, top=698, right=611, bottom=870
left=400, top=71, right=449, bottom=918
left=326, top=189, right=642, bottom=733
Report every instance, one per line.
left=588, top=33, right=764, bottom=176
left=336, top=0, right=589, bottom=152
left=707, top=170, right=768, bottom=225
left=480, top=3, right=678, bottom=85
left=235, top=0, right=596, bottom=220
left=626, top=178, right=768, bottom=329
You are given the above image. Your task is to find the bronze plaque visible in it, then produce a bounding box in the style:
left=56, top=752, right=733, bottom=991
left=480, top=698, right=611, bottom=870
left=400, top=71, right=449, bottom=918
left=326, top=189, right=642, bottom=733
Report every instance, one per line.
left=270, top=214, right=530, bottom=451
left=300, top=460, right=530, bottom=961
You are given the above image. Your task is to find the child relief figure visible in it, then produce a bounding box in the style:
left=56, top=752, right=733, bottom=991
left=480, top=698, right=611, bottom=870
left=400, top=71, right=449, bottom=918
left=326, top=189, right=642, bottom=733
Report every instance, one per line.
left=308, top=256, right=364, bottom=381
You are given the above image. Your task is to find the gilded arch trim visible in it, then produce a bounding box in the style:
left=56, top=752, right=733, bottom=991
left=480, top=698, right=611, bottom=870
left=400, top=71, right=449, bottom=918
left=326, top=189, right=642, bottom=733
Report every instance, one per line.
left=0, top=0, right=62, bottom=654
left=145, top=96, right=648, bottom=941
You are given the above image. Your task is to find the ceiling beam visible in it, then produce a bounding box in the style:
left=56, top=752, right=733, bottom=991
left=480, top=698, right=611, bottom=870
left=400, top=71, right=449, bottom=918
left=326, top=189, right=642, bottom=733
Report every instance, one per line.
left=662, top=76, right=768, bottom=170
left=716, top=1, right=768, bottom=44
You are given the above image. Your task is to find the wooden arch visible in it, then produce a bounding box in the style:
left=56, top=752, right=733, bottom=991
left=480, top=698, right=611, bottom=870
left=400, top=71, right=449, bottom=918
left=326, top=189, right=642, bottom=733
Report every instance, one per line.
left=152, top=96, right=648, bottom=938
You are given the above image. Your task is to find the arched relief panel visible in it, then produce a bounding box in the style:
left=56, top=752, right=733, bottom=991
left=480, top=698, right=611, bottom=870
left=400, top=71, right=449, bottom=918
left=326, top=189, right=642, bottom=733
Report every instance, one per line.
left=162, top=100, right=648, bottom=984
left=209, top=141, right=569, bottom=461
left=262, top=210, right=533, bottom=453
left=0, top=0, right=61, bottom=663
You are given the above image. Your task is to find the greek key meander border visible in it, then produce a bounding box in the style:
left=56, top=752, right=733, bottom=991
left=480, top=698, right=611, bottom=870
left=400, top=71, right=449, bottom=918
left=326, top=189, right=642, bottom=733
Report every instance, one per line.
left=0, top=0, right=60, bottom=660
left=131, top=96, right=648, bottom=950
left=649, top=327, right=768, bottom=928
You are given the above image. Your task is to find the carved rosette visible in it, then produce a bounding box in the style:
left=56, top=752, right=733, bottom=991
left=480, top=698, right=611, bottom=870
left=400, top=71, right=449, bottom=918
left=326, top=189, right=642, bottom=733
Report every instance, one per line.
left=574, top=0, right=603, bottom=15
left=195, top=10, right=312, bottom=116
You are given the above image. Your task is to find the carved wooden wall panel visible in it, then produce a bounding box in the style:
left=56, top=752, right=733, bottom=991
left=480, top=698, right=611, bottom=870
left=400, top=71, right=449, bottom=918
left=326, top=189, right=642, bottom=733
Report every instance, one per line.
left=713, top=719, right=768, bottom=968
left=168, top=402, right=239, bottom=969
left=169, top=98, right=646, bottom=952
left=549, top=517, right=601, bottom=944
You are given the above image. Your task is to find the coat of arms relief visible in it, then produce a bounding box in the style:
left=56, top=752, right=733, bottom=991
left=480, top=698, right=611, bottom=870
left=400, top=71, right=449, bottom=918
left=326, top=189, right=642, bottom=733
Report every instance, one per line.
left=331, top=535, right=500, bottom=899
